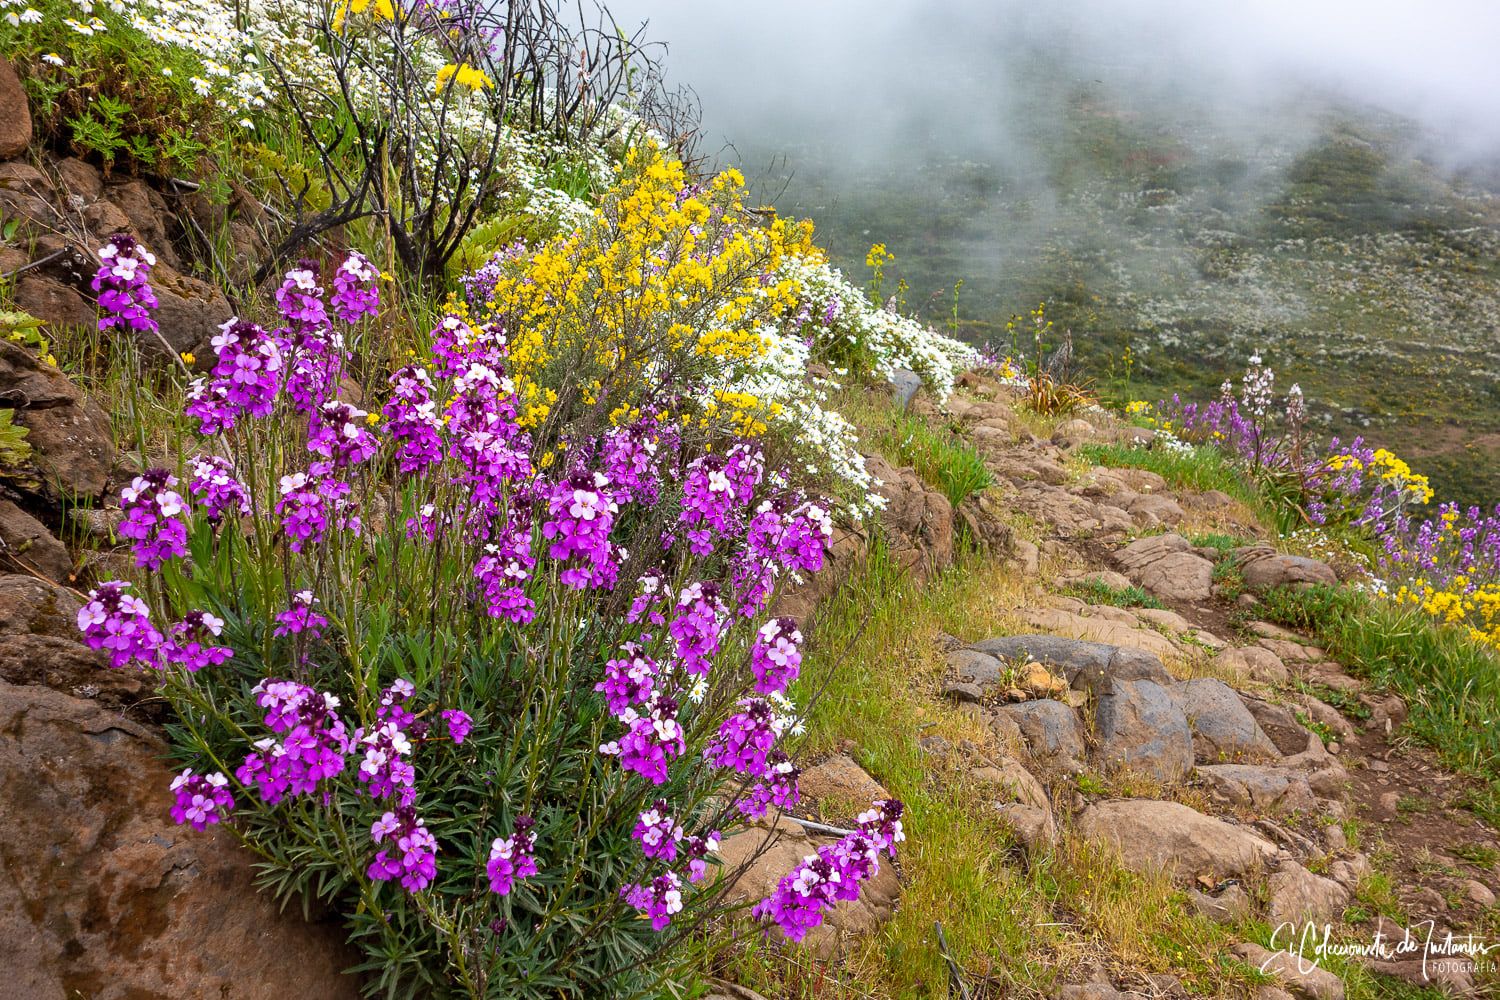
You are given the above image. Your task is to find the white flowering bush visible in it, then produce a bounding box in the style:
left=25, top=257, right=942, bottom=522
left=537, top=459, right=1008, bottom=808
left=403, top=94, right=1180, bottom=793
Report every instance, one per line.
left=775, top=252, right=979, bottom=402
left=3, top=0, right=266, bottom=171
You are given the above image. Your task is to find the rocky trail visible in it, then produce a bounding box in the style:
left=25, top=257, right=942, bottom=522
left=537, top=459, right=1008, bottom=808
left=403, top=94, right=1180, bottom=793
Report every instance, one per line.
left=718, top=371, right=1500, bottom=998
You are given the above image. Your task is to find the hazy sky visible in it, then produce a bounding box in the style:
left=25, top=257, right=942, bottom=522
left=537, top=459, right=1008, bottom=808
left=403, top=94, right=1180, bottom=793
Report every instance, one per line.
left=611, top=0, right=1500, bottom=162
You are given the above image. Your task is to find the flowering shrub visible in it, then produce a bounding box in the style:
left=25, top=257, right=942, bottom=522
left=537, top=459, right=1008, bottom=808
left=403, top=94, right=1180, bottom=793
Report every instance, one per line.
left=1141, top=355, right=1500, bottom=651
left=1155, top=355, right=1432, bottom=534
left=464, top=151, right=900, bottom=517
left=1389, top=504, right=1500, bottom=649
left=82, top=238, right=903, bottom=996
left=773, top=252, right=978, bottom=402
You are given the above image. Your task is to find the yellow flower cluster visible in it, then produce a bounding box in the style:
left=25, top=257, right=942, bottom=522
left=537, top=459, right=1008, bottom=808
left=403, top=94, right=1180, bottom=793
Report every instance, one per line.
left=435, top=62, right=493, bottom=94
left=1124, top=400, right=1152, bottom=417
left=1396, top=579, right=1500, bottom=649
left=472, top=150, right=814, bottom=434
left=1327, top=448, right=1434, bottom=504
left=864, top=243, right=894, bottom=269
left=333, top=0, right=395, bottom=31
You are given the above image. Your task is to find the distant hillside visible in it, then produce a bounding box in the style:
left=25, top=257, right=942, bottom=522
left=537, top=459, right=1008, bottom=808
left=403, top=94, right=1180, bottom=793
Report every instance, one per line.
left=744, top=87, right=1500, bottom=506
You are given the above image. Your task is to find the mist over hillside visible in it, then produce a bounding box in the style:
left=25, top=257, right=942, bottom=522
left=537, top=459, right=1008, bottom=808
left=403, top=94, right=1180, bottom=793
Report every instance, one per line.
left=617, top=0, right=1500, bottom=504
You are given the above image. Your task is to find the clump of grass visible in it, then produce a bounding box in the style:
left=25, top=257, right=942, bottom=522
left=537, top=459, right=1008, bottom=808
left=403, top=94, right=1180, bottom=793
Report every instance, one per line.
left=1063, top=579, right=1163, bottom=609
left=1077, top=442, right=1282, bottom=528
left=1258, top=583, right=1500, bottom=823
left=1189, top=532, right=1251, bottom=553
left=859, top=406, right=994, bottom=510
left=1021, top=371, right=1095, bottom=416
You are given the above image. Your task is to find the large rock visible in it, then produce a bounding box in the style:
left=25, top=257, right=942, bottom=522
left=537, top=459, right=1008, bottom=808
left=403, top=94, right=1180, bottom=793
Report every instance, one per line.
left=994, top=802, right=1058, bottom=858
left=1114, top=533, right=1215, bottom=602
left=0, top=58, right=30, bottom=160
left=0, top=498, right=71, bottom=582
left=13, top=273, right=95, bottom=328
left=151, top=262, right=232, bottom=356
left=1213, top=646, right=1289, bottom=685
left=1232, top=943, right=1344, bottom=1000
left=718, top=816, right=900, bottom=960
left=1020, top=606, right=1183, bottom=663
left=993, top=699, right=1087, bottom=765
left=970, top=757, right=1050, bottom=811
left=0, top=680, right=359, bottom=999
left=1173, top=678, right=1280, bottom=762
left=1267, top=861, right=1350, bottom=926
left=799, top=754, right=888, bottom=808
left=973, top=634, right=1171, bottom=696
left=1077, top=799, right=1278, bottom=882
left=0, top=572, right=80, bottom=638
left=1196, top=764, right=1317, bottom=815
left=955, top=488, right=1017, bottom=555
left=864, top=453, right=954, bottom=580
left=1124, top=492, right=1185, bottom=528
left=1235, top=547, right=1338, bottom=592
left=0, top=340, right=117, bottom=500
left=1094, top=679, right=1193, bottom=781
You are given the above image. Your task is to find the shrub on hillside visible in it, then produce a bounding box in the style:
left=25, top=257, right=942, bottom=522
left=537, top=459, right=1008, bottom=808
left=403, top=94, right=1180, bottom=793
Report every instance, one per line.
left=75, top=162, right=909, bottom=999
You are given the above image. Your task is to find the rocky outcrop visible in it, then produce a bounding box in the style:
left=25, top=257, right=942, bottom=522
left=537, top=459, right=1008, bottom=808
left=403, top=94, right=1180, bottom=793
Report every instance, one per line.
left=864, top=454, right=954, bottom=578
left=1266, top=860, right=1350, bottom=925
left=972, top=634, right=1171, bottom=696
left=1234, top=546, right=1338, bottom=592
left=1094, top=678, right=1193, bottom=781
left=0, top=58, right=30, bottom=160
left=1114, top=533, right=1215, bottom=602
left=0, top=680, right=360, bottom=999
left=1173, top=677, right=1280, bottom=762
left=1196, top=764, right=1316, bottom=815
left=993, top=698, right=1088, bottom=767
left=1232, top=943, right=1345, bottom=1000
left=799, top=754, right=889, bottom=807
left=0, top=497, right=72, bottom=582
left=0, top=340, right=117, bottom=502
left=1077, top=799, right=1278, bottom=883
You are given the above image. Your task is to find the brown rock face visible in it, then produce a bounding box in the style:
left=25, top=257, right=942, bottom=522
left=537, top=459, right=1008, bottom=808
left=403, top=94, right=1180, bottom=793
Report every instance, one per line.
left=0, top=58, right=31, bottom=160
left=864, top=453, right=954, bottom=578
left=0, top=679, right=360, bottom=1000
left=13, top=274, right=94, bottom=328
left=0, top=340, right=117, bottom=500
left=0, top=498, right=72, bottom=582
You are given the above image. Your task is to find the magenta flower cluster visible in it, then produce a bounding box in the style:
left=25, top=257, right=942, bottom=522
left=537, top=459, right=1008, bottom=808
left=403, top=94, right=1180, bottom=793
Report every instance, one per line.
left=169, top=769, right=234, bottom=830
left=92, top=232, right=160, bottom=334
left=162, top=610, right=233, bottom=673
left=234, top=680, right=350, bottom=804
left=77, top=580, right=162, bottom=668
left=119, top=468, right=189, bottom=570
left=751, top=799, right=904, bottom=941
left=486, top=815, right=539, bottom=896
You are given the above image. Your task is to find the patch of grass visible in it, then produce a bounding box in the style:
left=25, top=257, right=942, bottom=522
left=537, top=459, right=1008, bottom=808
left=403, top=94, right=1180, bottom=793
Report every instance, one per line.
left=837, top=390, right=994, bottom=510
left=1076, top=441, right=1287, bottom=529
left=1211, top=558, right=1246, bottom=601
left=1453, top=843, right=1500, bottom=869
left=1187, top=532, right=1250, bottom=552
left=1258, top=583, right=1500, bottom=824
left=1061, top=579, right=1163, bottom=609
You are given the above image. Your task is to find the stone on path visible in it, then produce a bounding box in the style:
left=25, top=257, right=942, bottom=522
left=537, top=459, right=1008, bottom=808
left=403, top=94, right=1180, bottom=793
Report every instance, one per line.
left=1114, top=534, right=1215, bottom=602
left=1077, top=799, right=1278, bottom=883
